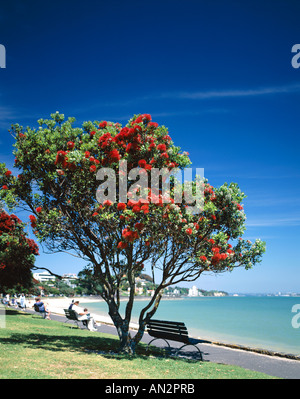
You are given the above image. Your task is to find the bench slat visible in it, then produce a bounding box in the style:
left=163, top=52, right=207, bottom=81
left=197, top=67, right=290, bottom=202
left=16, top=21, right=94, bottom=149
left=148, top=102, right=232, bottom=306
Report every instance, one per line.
left=147, top=319, right=186, bottom=327
left=148, top=325, right=188, bottom=335
left=148, top=330, right=190, bottom=344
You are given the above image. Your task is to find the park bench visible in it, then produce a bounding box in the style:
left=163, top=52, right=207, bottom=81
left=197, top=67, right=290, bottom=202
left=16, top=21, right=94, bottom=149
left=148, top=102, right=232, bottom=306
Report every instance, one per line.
left=64, top=309, right=88, bottom=329
left=33, top=303, right=47, bottom=319
left=146, top=319, right=209, bottom=360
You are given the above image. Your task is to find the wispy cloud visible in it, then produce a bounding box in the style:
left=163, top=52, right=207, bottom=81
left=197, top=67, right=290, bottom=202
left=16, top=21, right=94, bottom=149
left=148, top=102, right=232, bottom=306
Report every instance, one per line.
left=244, top=195, right=300, bottom=208
left=247, top=216, right=300, bottom=227
left=68, top=82, right=300, bottom=118
left=159, top=83, right=300, bottom=100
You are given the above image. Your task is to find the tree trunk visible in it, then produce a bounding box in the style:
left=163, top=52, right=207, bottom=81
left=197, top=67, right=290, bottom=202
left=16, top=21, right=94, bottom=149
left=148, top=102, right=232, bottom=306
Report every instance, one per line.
left=107, top=297, right=135, bottom=354
left=107, top=293, right=161, bottom=355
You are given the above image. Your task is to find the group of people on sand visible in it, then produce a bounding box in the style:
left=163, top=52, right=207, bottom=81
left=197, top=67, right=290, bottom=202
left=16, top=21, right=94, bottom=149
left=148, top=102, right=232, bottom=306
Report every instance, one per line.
left=2, top=293, right=28, bottom=309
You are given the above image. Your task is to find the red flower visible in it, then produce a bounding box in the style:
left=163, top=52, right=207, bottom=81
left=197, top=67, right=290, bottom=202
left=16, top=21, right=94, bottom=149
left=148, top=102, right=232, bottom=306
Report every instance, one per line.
left=160, top=152, right=169, bottom=159
left=157, top=143, right=167, bottom=152
left=200, top=255, right=207, bottom=262
left=99, top=121, right=107, bottom=128
left=108, top=149, right=121, bottom=163
left=5, top=170, right=12, bottom=176
left=117, top=241, right=128, bottom=249
left=134, top=114, right=151, bottom=124
left=211, top=253, right=222, bottom=265
left=29, top=215, right=37, bottom=228
left=90, top=130, right=96, bottom=137
left=55, top=150, right=67, bottom=168
left=2, top=185, right=8, bottom=190
left=186, top=228, right=193, bottom=235
left=138, top=159, right=147, bottom=168
left=132, top=205, right=141, bottom=213
left=89, top=165, right=97, bottom=173
left=141, top=204, right=149, bottom=214
left=103, top=200, right=113, bottom=207
left=67, top=141, right=75, bottom=149
left=148, top=122, right=158, bottom=128
left=117, top=203, right=126, bottom=211
left=85, top=151, right=91, bottom=158
left=122, top=228, right=139, bottom=242
left=135, top=222, right=144, bottom=231
left=36, top=207, right=42, bottom=213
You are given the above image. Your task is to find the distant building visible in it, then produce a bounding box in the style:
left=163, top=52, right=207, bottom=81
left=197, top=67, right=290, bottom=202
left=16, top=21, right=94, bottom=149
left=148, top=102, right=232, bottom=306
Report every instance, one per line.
left=62, top=273, right=78, bottom=288
left=188, top=285, right=199, bottom=297
left=33, top=272, right=56, bottom=284
left=213, top=292, right=226, bottom=297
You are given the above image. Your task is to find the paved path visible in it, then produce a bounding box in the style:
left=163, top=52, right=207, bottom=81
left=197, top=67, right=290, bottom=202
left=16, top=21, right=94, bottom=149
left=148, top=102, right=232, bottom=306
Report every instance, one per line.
left=42, top=310, right=300, bottom=379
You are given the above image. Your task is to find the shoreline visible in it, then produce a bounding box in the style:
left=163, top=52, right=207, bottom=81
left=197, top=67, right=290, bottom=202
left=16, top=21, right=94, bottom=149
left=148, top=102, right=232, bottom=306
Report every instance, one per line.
left=31, top=296, right=300, bottom=361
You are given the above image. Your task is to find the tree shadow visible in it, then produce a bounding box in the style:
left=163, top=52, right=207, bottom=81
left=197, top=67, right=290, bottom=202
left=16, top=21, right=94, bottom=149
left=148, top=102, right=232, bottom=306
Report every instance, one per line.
left=3, top=309, right=206, bottom=363
left=1, top=330, right=204, bottom=364
left=1, top=331, right=120, bottom=353
left=4, top=309, right=32, bottom=316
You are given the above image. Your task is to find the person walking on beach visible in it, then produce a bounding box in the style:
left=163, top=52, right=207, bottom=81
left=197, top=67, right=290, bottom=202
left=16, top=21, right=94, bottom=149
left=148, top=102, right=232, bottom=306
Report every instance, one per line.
left=71, top=301, right=98, bottom=331
left=19, top=294, right=26, bottom=310
left=5, top=294, right=10, bottom=306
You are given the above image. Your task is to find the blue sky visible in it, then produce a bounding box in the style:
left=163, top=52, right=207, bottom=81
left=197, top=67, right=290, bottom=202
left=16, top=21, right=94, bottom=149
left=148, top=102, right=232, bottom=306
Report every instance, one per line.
left=0, top=0, right=299, bottom=293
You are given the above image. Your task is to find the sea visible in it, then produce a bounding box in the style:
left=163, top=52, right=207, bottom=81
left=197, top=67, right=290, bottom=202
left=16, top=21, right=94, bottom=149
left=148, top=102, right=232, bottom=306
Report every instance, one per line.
left=81, top=296, right=300, bottom=356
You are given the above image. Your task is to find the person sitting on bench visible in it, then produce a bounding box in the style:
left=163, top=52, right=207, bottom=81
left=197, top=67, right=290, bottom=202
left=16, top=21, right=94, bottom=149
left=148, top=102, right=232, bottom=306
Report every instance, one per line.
left=71, top=301, right=98, bottom=331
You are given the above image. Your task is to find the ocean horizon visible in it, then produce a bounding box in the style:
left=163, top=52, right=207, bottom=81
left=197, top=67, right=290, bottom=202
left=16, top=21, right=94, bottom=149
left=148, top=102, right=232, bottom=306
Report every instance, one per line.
left=81, top=296, right=300, bottom=356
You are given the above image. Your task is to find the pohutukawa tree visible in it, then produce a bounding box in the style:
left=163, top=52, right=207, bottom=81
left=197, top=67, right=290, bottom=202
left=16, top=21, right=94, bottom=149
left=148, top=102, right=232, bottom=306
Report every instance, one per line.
left=0, top=208, right=39, bottom=290
left=0, top=112, right=265, bottom=353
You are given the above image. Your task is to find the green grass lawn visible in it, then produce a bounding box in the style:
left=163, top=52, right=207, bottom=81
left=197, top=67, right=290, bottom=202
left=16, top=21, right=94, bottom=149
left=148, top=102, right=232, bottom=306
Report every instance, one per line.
left=0, top=309, right=277, bottom=379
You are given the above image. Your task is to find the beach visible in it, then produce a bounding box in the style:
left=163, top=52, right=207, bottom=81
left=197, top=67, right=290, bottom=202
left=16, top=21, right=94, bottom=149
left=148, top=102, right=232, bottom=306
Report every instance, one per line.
left=36, top=296, right=139, bottom=328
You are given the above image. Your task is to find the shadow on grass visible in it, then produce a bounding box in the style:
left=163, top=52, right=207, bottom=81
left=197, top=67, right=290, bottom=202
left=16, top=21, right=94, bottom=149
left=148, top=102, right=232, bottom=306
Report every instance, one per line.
left=5, top=308, right=32, bottom=316
left=3, top=309, right=204, bottom=363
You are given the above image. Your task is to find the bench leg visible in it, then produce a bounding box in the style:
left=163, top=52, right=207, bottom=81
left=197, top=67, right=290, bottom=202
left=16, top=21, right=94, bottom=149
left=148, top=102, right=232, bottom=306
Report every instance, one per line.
left=176, top=344, right=203, bottom=361
left=147, top=338, right=172, bottom=355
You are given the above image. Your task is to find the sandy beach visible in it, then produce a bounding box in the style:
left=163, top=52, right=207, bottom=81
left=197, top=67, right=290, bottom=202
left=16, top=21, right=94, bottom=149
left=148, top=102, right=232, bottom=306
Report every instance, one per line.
left=32, top=296, right=139, bottom=328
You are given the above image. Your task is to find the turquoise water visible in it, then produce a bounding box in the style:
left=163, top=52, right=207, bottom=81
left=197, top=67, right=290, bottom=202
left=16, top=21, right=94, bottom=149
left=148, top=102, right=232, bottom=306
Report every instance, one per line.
left=82, top=296, right=300, bottom=355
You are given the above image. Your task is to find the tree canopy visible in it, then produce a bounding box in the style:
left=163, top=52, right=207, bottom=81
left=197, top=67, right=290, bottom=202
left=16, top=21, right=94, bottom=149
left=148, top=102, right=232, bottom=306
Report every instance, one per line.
left=0, top=209, right=39, bottom=291
left=0, top=112, right=265, bottom=352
